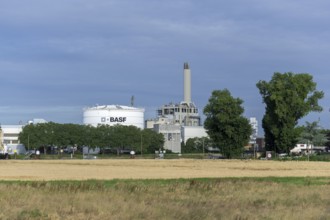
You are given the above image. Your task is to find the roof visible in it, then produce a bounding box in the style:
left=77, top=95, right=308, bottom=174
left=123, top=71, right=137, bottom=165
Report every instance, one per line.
left=85, top=105, right=144, bottom=111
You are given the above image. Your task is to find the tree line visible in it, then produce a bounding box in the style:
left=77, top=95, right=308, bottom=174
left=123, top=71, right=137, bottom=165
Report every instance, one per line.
left=18, top=122, right=164, bottom=154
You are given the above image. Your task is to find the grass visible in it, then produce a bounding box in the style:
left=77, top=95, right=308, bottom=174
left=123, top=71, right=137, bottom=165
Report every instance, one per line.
left=1, top=159, right=330, bottom=219
left=1, top=177, right=330, bottom=219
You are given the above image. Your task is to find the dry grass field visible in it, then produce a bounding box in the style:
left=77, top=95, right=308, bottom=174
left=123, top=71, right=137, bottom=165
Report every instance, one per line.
left=0, top=177, right=330, bottom=219
left=1, top=159, right=330, bottom=219
left=1, top=159, right=330, bottom=180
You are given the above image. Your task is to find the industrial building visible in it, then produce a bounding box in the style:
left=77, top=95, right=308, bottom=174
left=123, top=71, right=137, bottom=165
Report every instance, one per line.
left=83, top=105, right=145, bottom=129
left=249, top=117, right=258, bottom=145
left=155, top=63, right=201, bottom=127
left=0, top=125, right=25, bottom=154
left=154, top=124, right=181, bottom=153
left=244, top=117, right=259, bottom=152
left=146, top=63, right=207, bottom=153
left=0, top=119, right=47, bottom=155
left=156, top=102, right=200, bottom=126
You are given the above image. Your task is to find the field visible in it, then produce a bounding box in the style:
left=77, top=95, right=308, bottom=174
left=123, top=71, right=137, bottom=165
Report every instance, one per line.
left=1, top=159, right=330, bottom=180
left=1, top=159, right=330, bottom=219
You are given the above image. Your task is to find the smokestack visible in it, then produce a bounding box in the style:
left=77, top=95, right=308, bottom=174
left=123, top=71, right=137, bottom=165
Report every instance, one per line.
left=183, top=62, right=191, bottom=103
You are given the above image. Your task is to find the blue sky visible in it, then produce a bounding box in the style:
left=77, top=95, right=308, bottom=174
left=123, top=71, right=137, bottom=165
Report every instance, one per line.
left=1, top=0, right=330, bottom=134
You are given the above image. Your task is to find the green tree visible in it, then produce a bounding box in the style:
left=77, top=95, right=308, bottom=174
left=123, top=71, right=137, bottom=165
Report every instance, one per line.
left=256, top=72, right=324, bottom=153
left=184, top=138, right=202, bottom=153
left=19, top=122, right=86, bottom=153
left=141, top=129, right=164, bottom=154
left=19, top=122, right=165, bottom=155
left=322, top=129, right=330, bottom=148
left=203, top=89, right=252, bottom=158
left=182, top=137, right=212, bottom=153
left=298, top=121, right=328, bottom=147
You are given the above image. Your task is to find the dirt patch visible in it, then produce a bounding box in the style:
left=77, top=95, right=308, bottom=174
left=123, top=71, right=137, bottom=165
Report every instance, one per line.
left=1, top=159, right=330, bottom=180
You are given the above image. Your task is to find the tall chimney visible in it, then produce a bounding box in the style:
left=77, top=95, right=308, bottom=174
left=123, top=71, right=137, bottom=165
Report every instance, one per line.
left=183, top=62, right=191, bottom=103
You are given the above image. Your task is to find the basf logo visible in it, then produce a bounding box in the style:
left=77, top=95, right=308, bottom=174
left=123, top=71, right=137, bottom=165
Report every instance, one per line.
left=101, top=117, right=127, bottom=123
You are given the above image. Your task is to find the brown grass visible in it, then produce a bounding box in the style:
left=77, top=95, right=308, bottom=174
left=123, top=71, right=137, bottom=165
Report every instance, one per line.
left=1, top=159, right=330, bottom=180
left=0, top=179, right=330, bottom=220
left=1, top=159, right=330, bottom=219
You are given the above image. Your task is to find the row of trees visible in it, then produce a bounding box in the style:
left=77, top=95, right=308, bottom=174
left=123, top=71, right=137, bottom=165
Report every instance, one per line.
left=18, top=122, right=164, bottom=154
left=201, top=72, right=325, bottom=157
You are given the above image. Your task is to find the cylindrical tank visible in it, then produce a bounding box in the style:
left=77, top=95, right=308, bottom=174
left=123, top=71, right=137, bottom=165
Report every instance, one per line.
left=83, top=105, right=145, bottom=129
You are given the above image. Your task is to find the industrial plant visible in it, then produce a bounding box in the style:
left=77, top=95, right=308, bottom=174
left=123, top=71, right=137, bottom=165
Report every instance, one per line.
left=83, top=62, right=208, bottom=153
left=145, top=63, right=207, bottom=153
left=0, top=62, right=258, bottom=156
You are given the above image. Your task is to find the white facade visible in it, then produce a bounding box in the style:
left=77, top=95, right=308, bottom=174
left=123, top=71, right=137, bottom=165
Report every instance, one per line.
left=0, top=119, right=48, bottom=155
left=154, top=124, right=181, bottom=153
left=181, top=126, right=208, bottom=143
left=28, top=118, right=47, bottom=124
left=1, top=125, right=24, bottom=145
left=249, top=117, right=258, bottom=144
left=83, top=105, right=145, bottom=129
left=0, top=125, right=26, bottom=154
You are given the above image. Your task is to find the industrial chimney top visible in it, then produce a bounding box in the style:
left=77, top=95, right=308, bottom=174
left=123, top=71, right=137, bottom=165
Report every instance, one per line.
left=184, top=62, right=189, bottom=69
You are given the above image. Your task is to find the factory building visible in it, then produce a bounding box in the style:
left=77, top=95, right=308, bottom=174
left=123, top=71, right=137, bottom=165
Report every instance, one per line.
left=154, top=124, right=181, bottom=153
left=1, top=125, right=24, bottom=145
left=146, top=63, right=207, bottom=153
left=0, top=119, right=47, bottom=155
left=83, top=105, right=145, bottom=129
left=156, top=102, right=200, bottom=126
left=155, top=63, right=201, bottom=127
left=0, top=125, right=25, bottom=154
left=249, top=117, right=258, bottom=143
left=249, top=117, right=259, bottom=150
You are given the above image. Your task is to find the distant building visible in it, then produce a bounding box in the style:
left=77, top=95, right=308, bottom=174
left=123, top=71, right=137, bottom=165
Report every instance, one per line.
left=154, top=124, right=181, bottom=153
left=0, top=119, right=47, bottom=154
left=244, top=117, right=259, bottom=151
left=1, top=125, right=24, bottom=145
left=145, top=63, right=206, bottom=153
left=156, top=102, right=201, bottom=126
left=181, top=126, right=208, bottom=144
left=28, top=118, right=47, bottom=124
left=249, top=117, right=258, bottom=145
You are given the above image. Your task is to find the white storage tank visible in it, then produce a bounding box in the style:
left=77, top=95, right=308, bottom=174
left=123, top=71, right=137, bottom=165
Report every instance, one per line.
left=83, top=105, right=145, bottom=129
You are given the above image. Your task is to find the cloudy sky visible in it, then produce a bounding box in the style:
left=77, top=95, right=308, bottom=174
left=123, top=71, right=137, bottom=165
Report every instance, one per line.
left=1, top=0, right=330, bottom=134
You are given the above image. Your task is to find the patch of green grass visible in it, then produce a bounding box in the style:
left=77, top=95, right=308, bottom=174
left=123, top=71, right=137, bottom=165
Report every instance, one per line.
left=251, top=176, right=330, bottom=186
left=1, top=177, right=330, bottom=191
left=18, top=209, right=47, bottom=219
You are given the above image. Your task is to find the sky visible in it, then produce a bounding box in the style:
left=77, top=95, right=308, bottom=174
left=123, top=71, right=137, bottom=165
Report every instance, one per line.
left=1, top=0, right=330, bottom=135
